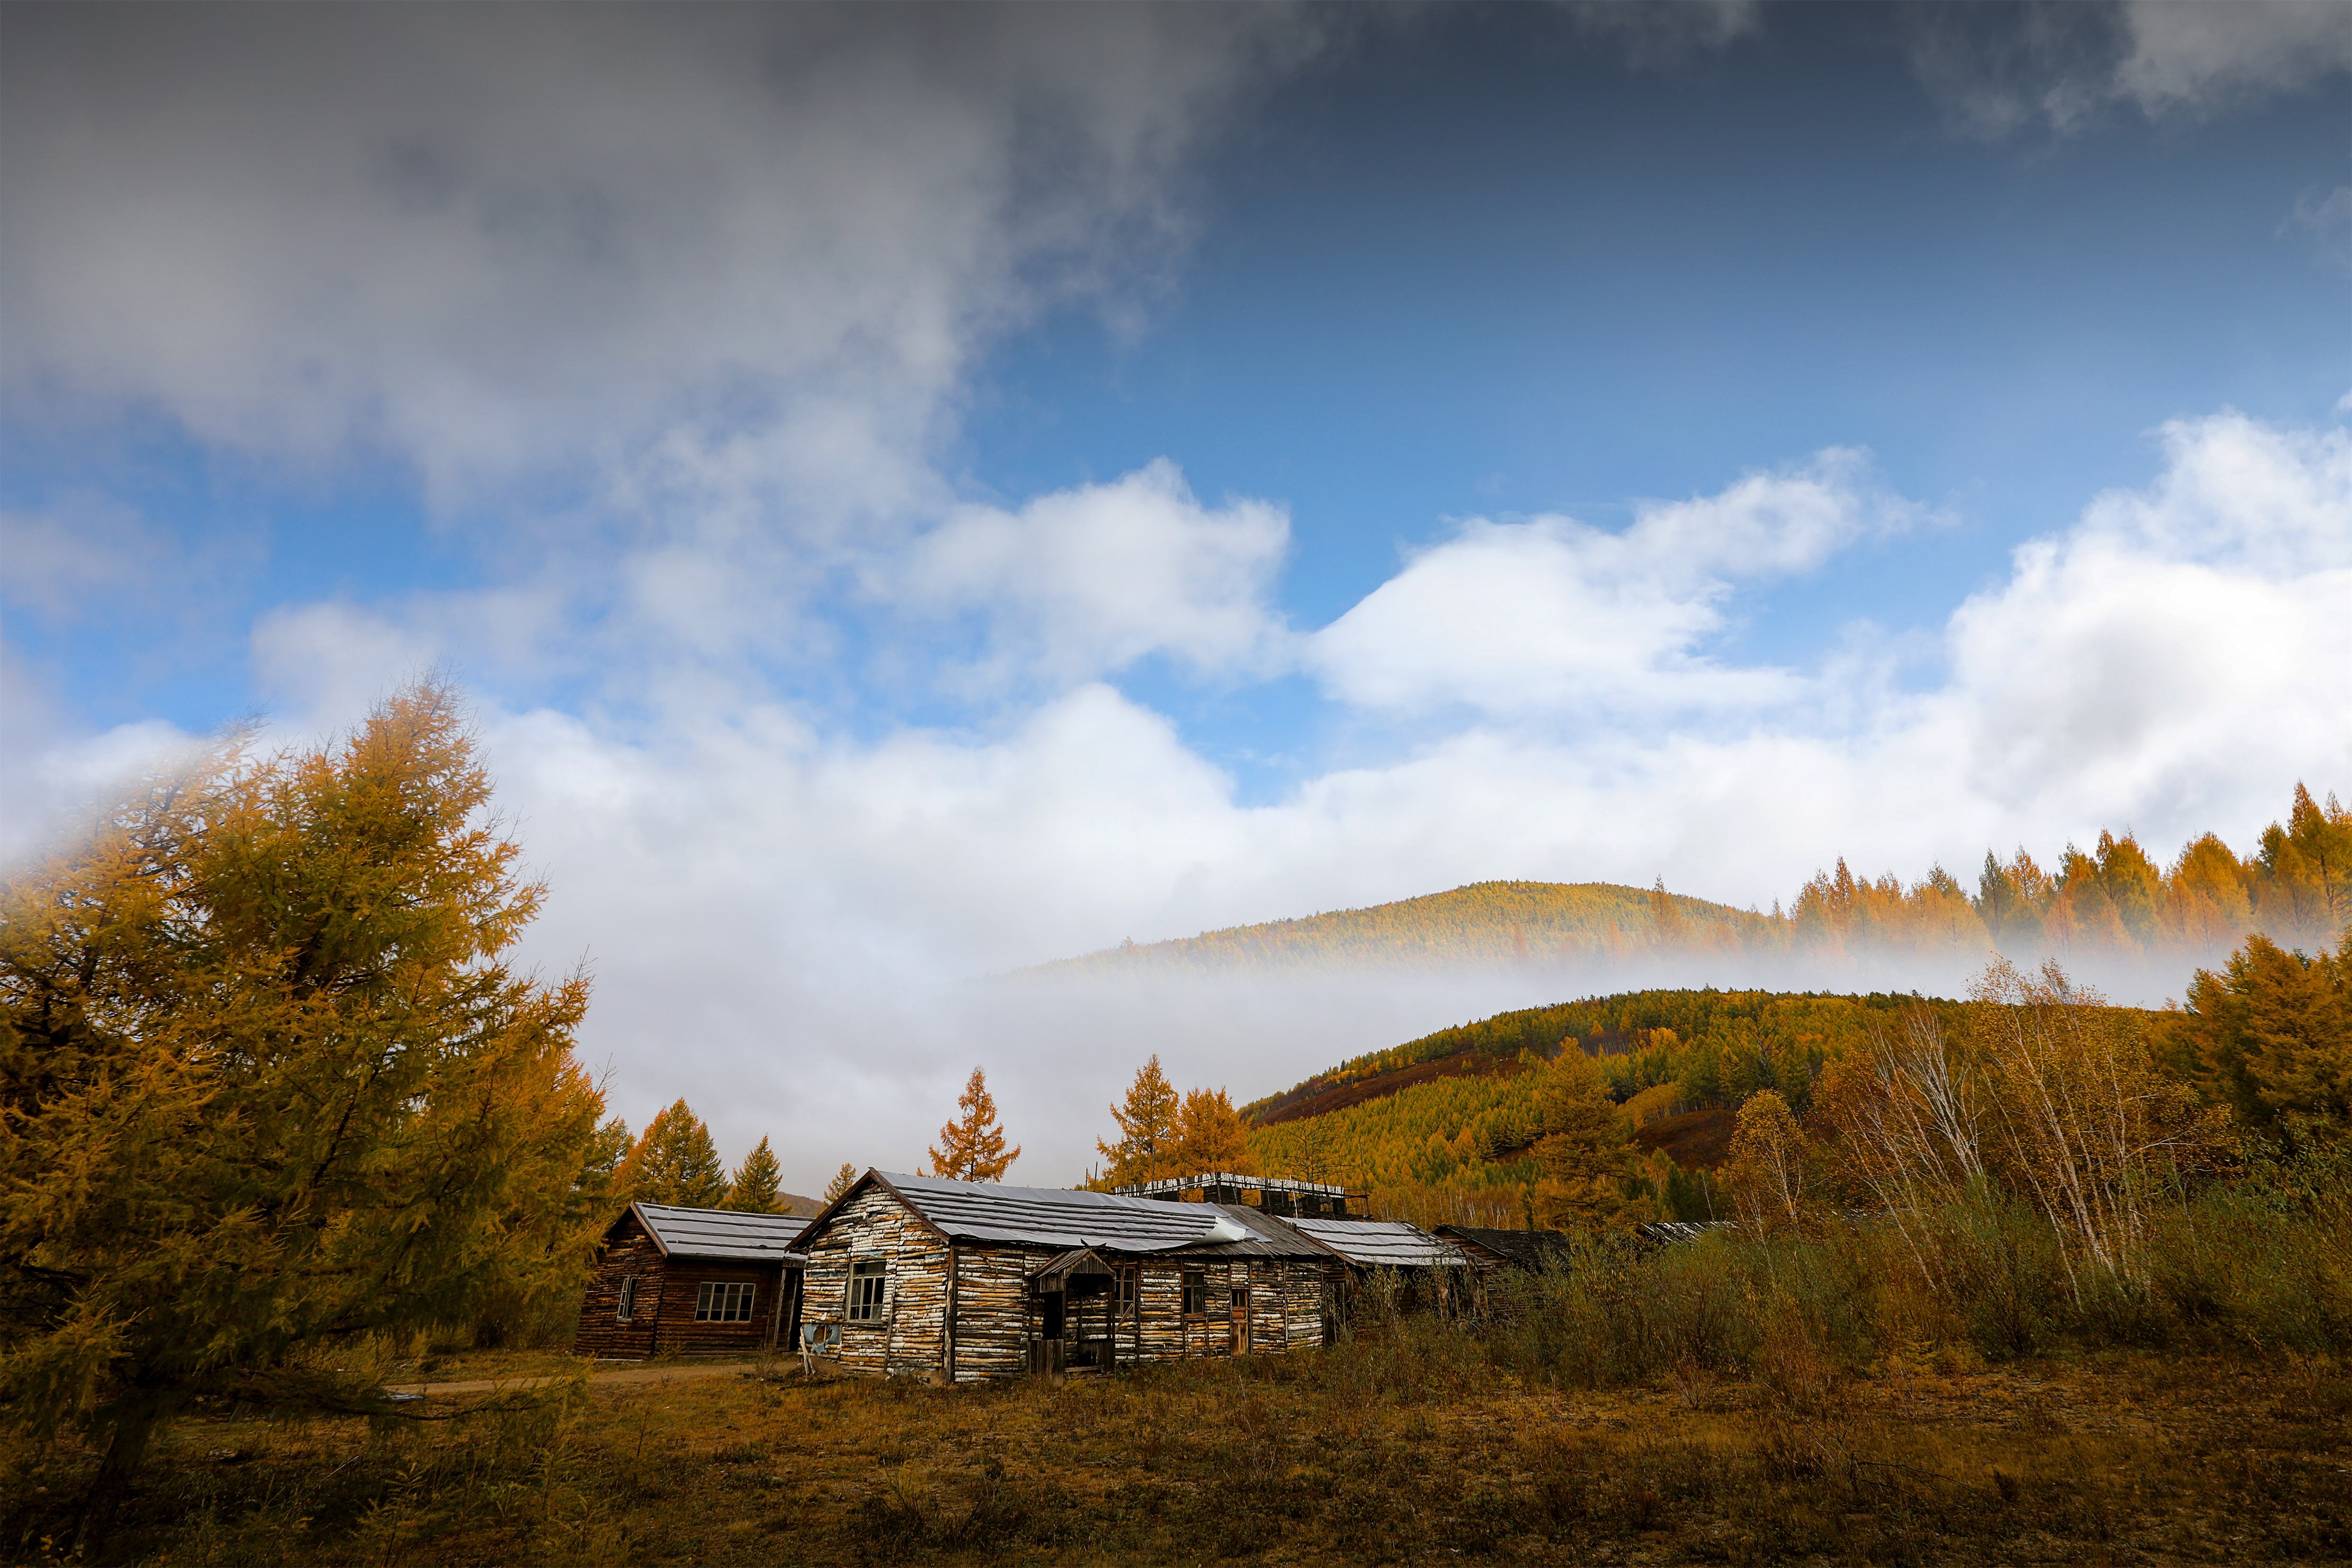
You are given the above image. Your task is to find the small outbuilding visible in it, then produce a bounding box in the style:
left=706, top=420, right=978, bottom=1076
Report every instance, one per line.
left=792, top=1171, right=1348, bottom=1381
left=1434, top=1225, right=1576, bottom=1272
left=573, top=1202, right=807, bottom=1360
left=1284, top=1216, right=1478, bottom=1314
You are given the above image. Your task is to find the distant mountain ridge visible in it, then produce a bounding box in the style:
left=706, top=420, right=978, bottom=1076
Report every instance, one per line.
left=1031, top=880, right=1773, bottom=975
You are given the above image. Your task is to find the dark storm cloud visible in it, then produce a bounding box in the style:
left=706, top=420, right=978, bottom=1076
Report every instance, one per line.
left=0, top=4, right=1319, bottom=504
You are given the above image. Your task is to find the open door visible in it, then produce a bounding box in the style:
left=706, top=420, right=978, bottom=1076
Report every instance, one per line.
left=1032, top=1247, right=1117, bottom=1374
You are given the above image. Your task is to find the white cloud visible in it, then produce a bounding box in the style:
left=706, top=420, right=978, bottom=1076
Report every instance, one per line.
left=1907, top=0, right=2352, bottom=137
left=1306, top=448, right=1917, bottom=715
left=2112, top=0, right=2352, bottom=115
left=0, top=501, right=158, bottom=621
left=12, top=411, right=2345, bottom=1190
left=0, top=7, right=1315, bottom=515
left=891, top=460, right=1292, bottom=688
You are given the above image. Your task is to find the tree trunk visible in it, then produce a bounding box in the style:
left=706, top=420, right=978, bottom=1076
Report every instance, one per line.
left=78, top=1395, right=169, bottom=1563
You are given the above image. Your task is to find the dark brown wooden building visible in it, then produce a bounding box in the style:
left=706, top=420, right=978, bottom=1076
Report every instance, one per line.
left=792, top=1171, right=1349, bottom=1382
left=573, top=1202, right=807, bottom=1359
left=1434, top=1225, right=1576, bottom=1272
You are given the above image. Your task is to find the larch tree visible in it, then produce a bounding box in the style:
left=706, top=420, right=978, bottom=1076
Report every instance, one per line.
left=0, top=682, right=604, bottom=1543
left=1174, top=1087, right=1255, bottom=1175
left=1724, top=1089, right=1808, bottom=1232
left=823, top=1161, right=860, bottom=1204
left=1528, top=1048, right=1641, bottom=1229
left=1097, top=1055, right=1180, bottom=1186
left=2176, top=929, right=2352, bottom=1149
left=927, top=1067, right=1020, bottom=1181
left=725, top=1135, right=787, bottom=1213
left=617, top=1099, right=730, bottom=1208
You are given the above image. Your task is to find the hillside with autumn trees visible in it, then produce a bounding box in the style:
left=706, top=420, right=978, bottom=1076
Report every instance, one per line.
left=1212, top=782, right=2350, bottom=1230
left=1037, top=784, right=2351, bottom=979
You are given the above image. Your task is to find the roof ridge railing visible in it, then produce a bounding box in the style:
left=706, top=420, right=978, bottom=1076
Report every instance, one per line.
left=1111, top=1172, right=1354, bottom=1198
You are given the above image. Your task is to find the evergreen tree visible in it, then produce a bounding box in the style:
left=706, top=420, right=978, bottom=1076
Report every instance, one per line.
left=927, top=1067, right=1019, bottom=1181
left=0, top=682, right=603, bottom=1543
left=1097, top=1055, right=1180, bottom=1185
left=1528, top=1049, right=1641, bottom=1229
left=619, top=1099, right=729, bottom=1208
left=725, top=1135, right=786, bottom=1213
left=2176, top=929, right=2352, bottom=1148
left=823, top=1161, right=860, bottom=1203
left=1174, top=1087, right=1255, bottom=1175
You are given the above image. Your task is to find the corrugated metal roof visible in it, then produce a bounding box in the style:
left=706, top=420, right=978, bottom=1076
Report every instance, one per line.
left=1286, top=1217, right=1472, bottom=1269
left=635, top=1202, right=811, bottom=1264
left=874, top=1173, right=1333, bottom=1260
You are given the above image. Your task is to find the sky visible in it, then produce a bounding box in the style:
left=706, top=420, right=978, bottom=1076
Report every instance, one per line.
left=3, top=1, right=2349, bottom=1190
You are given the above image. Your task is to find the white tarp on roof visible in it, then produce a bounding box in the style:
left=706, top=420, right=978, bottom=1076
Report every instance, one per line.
left=876, top=1172, right=1327, bottom=1258
left=1287, top=1217, right=1473, bottom=1269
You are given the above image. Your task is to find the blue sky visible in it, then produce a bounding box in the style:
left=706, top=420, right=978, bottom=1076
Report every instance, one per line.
left=4, top=2, right=2349, bottom=1182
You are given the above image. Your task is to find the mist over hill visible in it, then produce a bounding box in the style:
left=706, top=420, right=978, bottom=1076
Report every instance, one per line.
left=1029, top=880, right=1771, bottom=974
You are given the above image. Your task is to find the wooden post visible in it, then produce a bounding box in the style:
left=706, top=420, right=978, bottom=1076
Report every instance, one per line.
left=942, top=1245, right=959, bottom=1382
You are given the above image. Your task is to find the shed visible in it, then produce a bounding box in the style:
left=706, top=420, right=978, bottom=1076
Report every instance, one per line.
left=790, top=1171, right=1350, bottom=1381
left=1285, top=1216, right=1477, bottom=1315
left=573, top=1202, right=807, bottom=1360
left=1434, top=1225, right=1577, bottom=1272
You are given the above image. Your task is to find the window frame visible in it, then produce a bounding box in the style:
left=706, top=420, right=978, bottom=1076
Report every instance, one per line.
left=845, top=1258, right=890, bottom=1324
left=693, top=1279, right=757, bottom=1323
left=615, top=1274, right=637, bottom=1323
left=1180, top=1268, right=1207, bottom=1318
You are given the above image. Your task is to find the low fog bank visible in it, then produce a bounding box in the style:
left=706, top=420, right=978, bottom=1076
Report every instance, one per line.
left=593, top=943, right=2211, bottom=1196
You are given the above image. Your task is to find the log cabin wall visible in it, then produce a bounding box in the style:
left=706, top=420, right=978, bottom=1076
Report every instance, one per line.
left=801, top=1183, right=950, bottom=1377
left=949, top=1244, right=1030, bottom=1382
left=644, top=1258, right=789, bottom=1356
left=795, top=1179, right=1343, bottom=1381
left=573, top=1217, right=666, bottom=1358
left=574, top=1215, right=799, bottom=1359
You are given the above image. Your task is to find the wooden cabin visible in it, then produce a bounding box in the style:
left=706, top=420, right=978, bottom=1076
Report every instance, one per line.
left=1435, top=1221, right=1729, bottom=1278
left=791, top=1171, right=1348, bottom=1382
left=573, top=1202, right=807, bottom=1359
left=1435, top=1225, right=1576, bottom=1272
left=1286, top=1216, right=1478, bottom=1315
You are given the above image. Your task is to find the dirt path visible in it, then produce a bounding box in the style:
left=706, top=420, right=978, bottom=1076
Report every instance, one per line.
left=387, top=1360, right=768, bottom=1398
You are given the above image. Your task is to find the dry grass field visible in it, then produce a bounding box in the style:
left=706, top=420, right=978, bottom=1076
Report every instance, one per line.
left=8, top=1331, right=2348, bottom=1567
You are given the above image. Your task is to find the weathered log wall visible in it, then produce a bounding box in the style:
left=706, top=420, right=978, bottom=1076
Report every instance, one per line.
left=573, top=1220, right=665, bottom=1359
left=798, top=1184, right=1344, bottom=1381
left=801, top=1184, right=950, bottom=1377
left=950, top=1245, right=1029, bottom=1383
left=573, top=1213, right=798, bottom=1359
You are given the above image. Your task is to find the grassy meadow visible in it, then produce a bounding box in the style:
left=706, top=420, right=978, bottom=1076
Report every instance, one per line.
left=10, top=1187, right=2349, bottom=1568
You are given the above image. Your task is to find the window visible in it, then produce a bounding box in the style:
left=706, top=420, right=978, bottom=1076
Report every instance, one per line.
left=1180, top=1269, right=1206, bottom=1317
left=694, top=1280, right=756, bottom=1323
left=1117, top=1271, right=1137, bottom=1316
left=616, top=1275, right=637, bottom=1323
left=847, top=1259, right=888, bottom=1323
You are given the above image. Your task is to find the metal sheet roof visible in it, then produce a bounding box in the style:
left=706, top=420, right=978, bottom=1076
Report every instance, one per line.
left=634, top=1202, right=811, bottom=1264
left=874, top=1173, right=1334, bottom=1260
left=1287, top=1217, right=1473, bottom=1269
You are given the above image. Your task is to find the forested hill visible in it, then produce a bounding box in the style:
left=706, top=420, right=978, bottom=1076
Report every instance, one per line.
left=1235, top=985, right=2170, bottom=1231
left=1032, top=880, right=1774, bottom=974
left=1240, top=987, right=1926, bottom=1127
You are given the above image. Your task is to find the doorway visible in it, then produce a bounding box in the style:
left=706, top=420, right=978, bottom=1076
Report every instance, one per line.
left=1230, top=1284, right=1251, bottom=1353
